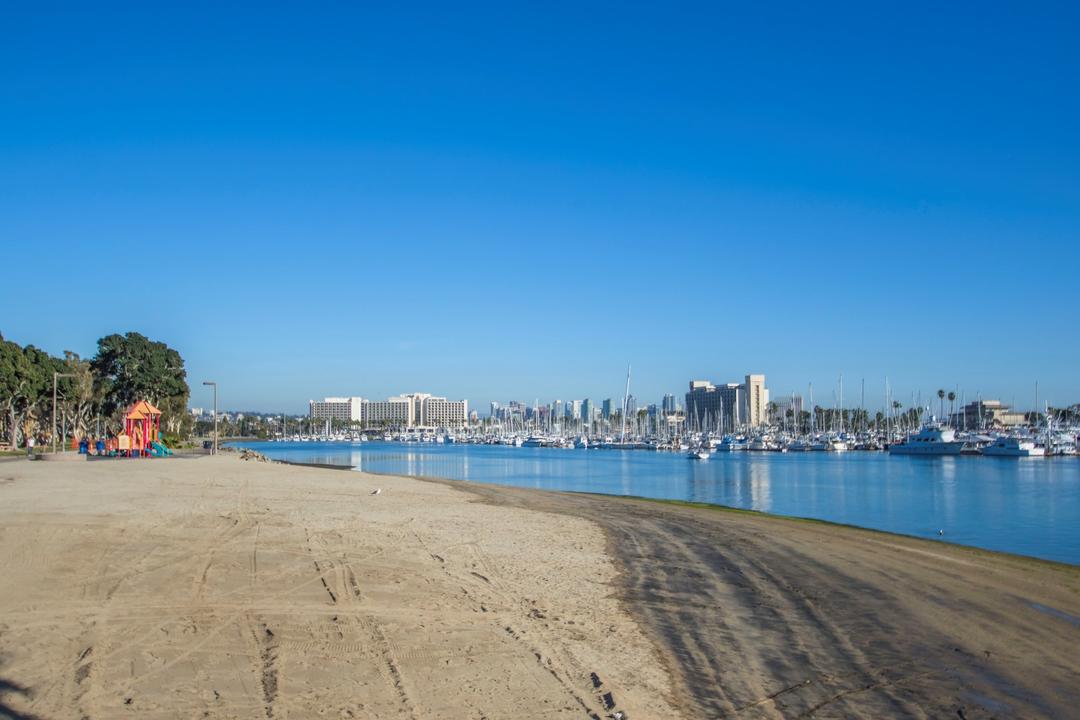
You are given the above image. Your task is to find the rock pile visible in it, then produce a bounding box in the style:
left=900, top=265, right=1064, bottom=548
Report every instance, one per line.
left=239, top=449, right=269, bottom=462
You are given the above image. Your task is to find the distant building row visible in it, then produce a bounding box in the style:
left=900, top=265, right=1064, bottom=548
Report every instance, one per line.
left=489, top=394, right=671, bottom=424
left=309, top=394, right=469, bottom=427
left=685, top=374, right=769, bottom=430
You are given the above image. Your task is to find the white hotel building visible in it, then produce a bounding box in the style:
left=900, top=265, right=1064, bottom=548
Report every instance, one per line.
left=309, top=393, right=468, bottom=428
left=308, top=397, right=365, bottom=423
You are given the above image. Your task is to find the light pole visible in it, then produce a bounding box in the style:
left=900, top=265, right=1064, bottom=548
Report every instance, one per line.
left=53, top=371, right=76, bottom=453
left=203, top=381, right=218, bottom=455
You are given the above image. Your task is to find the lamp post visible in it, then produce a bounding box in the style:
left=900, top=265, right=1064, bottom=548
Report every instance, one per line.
left=203, top=381, right=218, bottom=455
left=53, top=371, right=76, bottom=453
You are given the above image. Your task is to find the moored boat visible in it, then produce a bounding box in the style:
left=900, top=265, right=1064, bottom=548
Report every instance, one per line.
left=888, top=423, right=965, bottom=455
left=982, top=436, right=1046, bottom=457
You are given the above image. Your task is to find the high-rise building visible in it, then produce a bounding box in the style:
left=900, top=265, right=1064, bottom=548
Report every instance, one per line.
left=414, top=394, right=468, bottom=427
left=662, top=394, right=677, bottom=415
left=602, top=398, right=615, bottom=418
left=685, top=375, right=767, bottom=431
left=309, top=397, right=364, bottom=423
left=334, top=393, right=470, bottom=428
left=581, top=399, right=593, bottom=428
left=490, top=401, right=500, bottom=418
left=363, top=396, right=414, bottom=426
left=552, top=400, right=564, bottom=422
left=744, top=375, right=769, bottom=428
left=625, top=395, right=637, bottom=418
left=568, top=399, right=582, bottom=421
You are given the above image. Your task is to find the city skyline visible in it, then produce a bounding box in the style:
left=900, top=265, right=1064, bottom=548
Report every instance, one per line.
left=232, top=371, right=1046, bottom=419
left=3, top=4, right=1078, bottom=412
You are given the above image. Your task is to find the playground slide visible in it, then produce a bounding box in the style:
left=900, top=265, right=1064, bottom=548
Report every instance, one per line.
left=150, top=441, right=173, bottom=457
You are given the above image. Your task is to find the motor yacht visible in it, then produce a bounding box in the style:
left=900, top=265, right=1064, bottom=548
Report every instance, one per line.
left=982, top=436, right=1046, bottom=457
left=888, top=424, right=965, bottom=455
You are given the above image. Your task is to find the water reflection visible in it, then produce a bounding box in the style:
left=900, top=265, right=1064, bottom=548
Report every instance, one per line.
left=749, top=460, right=770, bottom=513
left=234, top=441, right=1080, bottom=565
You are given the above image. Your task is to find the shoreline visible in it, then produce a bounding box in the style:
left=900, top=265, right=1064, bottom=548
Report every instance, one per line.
left=272, top=456, right=1080, bottom=570
left=435, top=476, right=1080, bottom=718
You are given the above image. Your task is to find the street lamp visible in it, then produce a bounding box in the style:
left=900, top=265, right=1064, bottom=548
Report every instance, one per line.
left=203, top=381, right=218, bottom=455
left=53, top=371, right=77, bottom=453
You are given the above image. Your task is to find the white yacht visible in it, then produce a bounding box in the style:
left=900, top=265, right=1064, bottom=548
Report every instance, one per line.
left=982, top=436, right=1046, bottom=457
left=716, top=435, right=748, bottom=452
left=888, top=424, right=965, bottom=455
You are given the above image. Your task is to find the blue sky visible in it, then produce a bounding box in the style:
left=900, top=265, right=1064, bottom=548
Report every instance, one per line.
left=2, top=2, right=1078, bottom=413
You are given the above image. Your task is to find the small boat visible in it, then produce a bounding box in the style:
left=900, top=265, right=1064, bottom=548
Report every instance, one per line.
left=688, top=449, right=711, bottom=460
left=788, top=439, right=810, bottom=452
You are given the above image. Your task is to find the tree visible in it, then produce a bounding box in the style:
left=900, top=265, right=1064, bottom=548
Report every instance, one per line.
left=59, top=351, right=97, bottom=441
left=947, top=391, right=957, bottom=426
left=937, top=389, right=945, bottom=420
left=0, top=335, right=44, bottom=447
left=91, top=332, right=190, bottom=436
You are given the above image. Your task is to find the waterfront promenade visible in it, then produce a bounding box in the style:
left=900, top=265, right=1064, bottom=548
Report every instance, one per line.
left=0, top=455, right=1077, bottom=718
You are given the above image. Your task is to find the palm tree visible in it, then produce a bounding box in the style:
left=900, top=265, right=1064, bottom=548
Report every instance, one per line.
left=937, top=389, right=945, bottom=421
left=947, top=391, right=957, bottom=426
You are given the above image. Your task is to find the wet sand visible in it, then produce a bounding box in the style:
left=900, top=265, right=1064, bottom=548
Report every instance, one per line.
left=1, top=456, right=1078, bottom=719
left=450, top=481, right=1080, bottom=719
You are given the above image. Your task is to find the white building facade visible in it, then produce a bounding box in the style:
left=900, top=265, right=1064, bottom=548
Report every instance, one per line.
left=311, top=393, right=468, bottom=428
left=743, top=374, right=769, bottom=428
left=309, top=397, right=365, bottom=423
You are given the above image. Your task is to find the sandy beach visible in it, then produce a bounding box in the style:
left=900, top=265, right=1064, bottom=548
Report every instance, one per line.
left=0, top=456, right=676, bottom=719
left=0, top=455, right=1078, bottom=719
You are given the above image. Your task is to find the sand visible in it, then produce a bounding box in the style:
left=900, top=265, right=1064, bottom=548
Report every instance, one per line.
left=0, top=456, right=676, bottom=719
left=454, top=482, right=1080, bottom=719
left=1, top=455, right=1078, bottom=719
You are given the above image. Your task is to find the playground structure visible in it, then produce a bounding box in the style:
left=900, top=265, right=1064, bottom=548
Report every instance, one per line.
left=115, top=400, right=173, bottom=457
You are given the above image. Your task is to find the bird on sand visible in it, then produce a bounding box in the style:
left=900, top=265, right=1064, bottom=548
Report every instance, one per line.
left=370, top=488, right=382, bottom=496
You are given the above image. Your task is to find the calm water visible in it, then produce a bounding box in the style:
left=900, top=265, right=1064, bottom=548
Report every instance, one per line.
left=233, top=441, right=1080, bottom=565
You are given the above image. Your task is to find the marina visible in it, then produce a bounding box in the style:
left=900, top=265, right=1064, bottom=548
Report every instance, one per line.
left=234, top=439, right=1080, bottom=565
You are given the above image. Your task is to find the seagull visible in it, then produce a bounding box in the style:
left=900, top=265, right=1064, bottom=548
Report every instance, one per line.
left=370, top=488, right=382, bottom=496
left=938, top=529, right=944, bottom=535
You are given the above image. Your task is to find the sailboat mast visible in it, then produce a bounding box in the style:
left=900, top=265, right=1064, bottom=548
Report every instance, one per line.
left=620, top=364, right=631, bottom=441
left=839, top=375, right=844, bottom=434
left=860, top=377, right=865, bottom=434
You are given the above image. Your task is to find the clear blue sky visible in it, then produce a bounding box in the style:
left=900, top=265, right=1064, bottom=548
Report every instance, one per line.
left=2, top=2, right=1078, bottom=414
